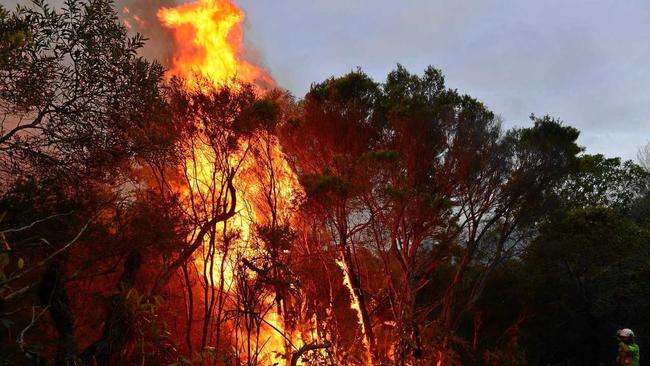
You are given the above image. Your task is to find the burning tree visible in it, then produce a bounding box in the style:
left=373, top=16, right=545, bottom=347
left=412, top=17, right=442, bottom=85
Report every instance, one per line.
left=0, top=0, right=172, bottom=363
left=282, top=67, right=581, bottom=365
left=142, top=0, right=330, bottom=364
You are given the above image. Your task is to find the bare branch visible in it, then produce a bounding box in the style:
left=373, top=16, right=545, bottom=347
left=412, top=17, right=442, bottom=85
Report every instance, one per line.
left=16, top=305, right=50, bottom=355
left=1, top=211, right=75, bottom=234
left=152, top=172, right=237, bottom=294
left=0, top=218, right=92, bottom=287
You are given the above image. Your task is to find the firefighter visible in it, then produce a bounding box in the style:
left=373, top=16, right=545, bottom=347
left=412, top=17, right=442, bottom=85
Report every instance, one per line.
left=616, top=328, right=640, bottom=366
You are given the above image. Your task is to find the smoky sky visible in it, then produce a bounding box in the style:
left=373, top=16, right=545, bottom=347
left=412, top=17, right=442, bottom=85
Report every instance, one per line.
left=3, top=0, right=649, bottom=160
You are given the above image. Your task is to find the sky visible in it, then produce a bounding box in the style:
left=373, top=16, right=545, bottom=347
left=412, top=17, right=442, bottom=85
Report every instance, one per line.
left=235, top=0, right=650, bottom=160
left=3, top=0, right=649, bottom=160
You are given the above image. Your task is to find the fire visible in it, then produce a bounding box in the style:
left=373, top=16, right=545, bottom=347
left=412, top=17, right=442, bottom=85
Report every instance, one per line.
left=157, top=0, right=273, bottom=90
left=336, top=258, right=372, bottom=365
left=157, top=0, right=307, bottom=364
left=180, top=127, right=300, bottom=364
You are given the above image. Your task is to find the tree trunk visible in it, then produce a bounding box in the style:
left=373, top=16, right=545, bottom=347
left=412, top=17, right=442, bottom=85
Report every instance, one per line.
left=81, top=250, right=141, bottom=366
left=38, top=262, right=77, bottom=366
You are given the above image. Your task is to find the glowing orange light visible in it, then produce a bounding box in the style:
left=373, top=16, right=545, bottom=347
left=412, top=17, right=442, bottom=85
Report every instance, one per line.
left=336, top=258, right=372, bottom=365
left=157, top=1, right=306, bottom=364
left=157, top=0, right=273, bottom=90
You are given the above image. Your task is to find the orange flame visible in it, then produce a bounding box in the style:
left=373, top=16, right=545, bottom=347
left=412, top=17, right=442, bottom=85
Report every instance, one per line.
left=157, top=1, right=309, bottom=364
left=336, top=258, right=372, bottom=364
left=157, top=0, right=273, bottom=89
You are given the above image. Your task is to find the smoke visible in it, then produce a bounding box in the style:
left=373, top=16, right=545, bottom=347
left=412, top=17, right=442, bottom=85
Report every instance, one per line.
left=239, top=14, right=277, bottom=86
left=115, top=0, right=178, bottom=68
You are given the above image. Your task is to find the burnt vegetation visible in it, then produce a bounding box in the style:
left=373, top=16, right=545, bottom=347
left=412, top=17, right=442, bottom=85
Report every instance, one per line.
left=1, top=1, right=650, bottom=365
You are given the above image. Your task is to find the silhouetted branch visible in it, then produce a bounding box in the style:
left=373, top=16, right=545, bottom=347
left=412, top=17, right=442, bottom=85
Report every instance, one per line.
left=1, top=211, right=74, bottom=235
left=290, top=341, right=332, bottom=366
left=0, top=218, right=92, bottom=287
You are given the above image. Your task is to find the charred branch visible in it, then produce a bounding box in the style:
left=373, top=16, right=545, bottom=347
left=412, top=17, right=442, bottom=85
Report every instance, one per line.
left=290, top=341, right=332, bottom=366
left=152, top=171, right=237, bottom=294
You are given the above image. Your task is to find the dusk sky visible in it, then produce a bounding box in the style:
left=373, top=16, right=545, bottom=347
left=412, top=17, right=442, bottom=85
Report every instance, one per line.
left=3, top=0, right=649, bottom=160
left=234, top=0, right=650, bottom=161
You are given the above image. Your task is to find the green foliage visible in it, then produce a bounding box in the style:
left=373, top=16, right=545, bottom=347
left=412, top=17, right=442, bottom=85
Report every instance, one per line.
left=0, top=5, right=30, bottom=69
left=530, top=207, right=642, bottom=277
left=1, top=0, right=170, bottom=178
left=0, top=253, right=26, bottom=280
left=560, top=154, right=650, bottom=211
left=362, top=149, right=400, bottom=164
left=0, top=214, right=27, bottom=281
left=523, top=206, right=650, bottom=364
left=308, top=68, right=380, bottom=107
left=236, top=98, right=280, bottom=133
left=519, top=115, right=581, bottom=156
left=0, top=252, right=8, bottom=280
left=120, top=287, right=179, bottom=365
left=256, top=222, right=297, bottom=252
left=383, top=64, right=446, bottom=109
left=301, top=172, right=351, bottom=198
left=510, top=115, right=582, bottom=181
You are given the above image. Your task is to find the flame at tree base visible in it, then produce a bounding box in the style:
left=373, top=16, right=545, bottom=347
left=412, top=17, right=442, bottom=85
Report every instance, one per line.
left=335, top=258, right=372, bottom=365
left=155, top=0, right=346, bottom=364
left=157, top=0, right=302, bottom=363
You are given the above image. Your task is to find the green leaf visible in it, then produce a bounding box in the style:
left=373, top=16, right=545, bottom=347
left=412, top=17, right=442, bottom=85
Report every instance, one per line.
left=17, top=257, right=24, bottom=269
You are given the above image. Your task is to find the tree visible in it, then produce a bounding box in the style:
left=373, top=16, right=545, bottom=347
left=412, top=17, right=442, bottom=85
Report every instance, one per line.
left=524, top=207, right=650, bottom=365
left=637, top=141, right=650, bottom=172
left=559, top=154, right=650, bottom=211
left=283, top=66, right=582, bottom=365
left=363, top=65, right=455, bottom=364
left=518, top=154, right=650, bottom=365
left=284, top=70, right=383, bottom=364
left=0, top=0, right=168, bottom=186
left=0, top=0, right=172, bottom=363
